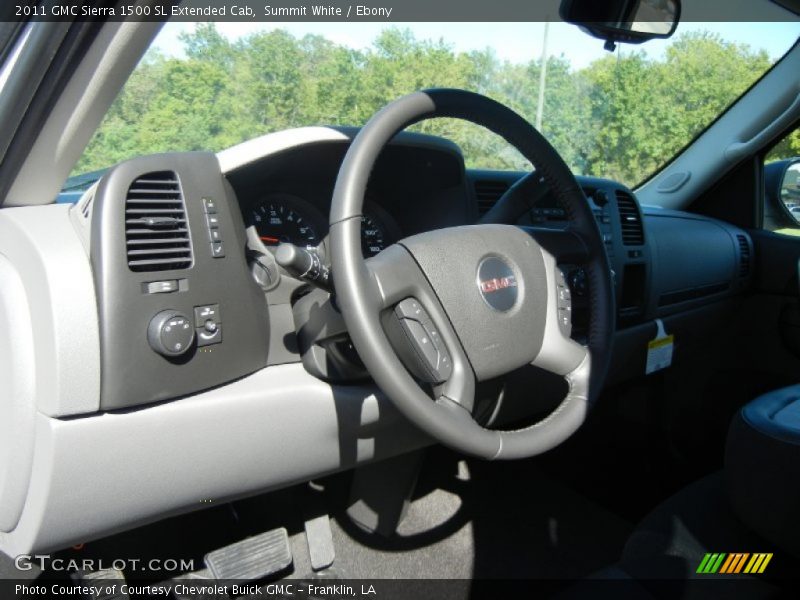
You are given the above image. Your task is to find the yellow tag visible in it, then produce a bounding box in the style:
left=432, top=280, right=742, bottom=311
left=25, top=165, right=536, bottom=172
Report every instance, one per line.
left=646, top=320, right=674, bottom=374
left=648, top=335, right=674, bottom=350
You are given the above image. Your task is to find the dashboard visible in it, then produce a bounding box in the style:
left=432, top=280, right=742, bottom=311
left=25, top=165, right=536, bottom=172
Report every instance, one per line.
left=59, top=126, right=755, bottom=410
left=58, top=125, right=756, bottom=410
left=0, top=125, right=756, bottom=556
left=227, top=132, right=753, bottom=360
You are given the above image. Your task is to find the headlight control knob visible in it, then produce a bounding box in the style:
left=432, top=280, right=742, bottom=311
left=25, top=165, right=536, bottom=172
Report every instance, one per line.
left=148, top=310, right=195, bottom=357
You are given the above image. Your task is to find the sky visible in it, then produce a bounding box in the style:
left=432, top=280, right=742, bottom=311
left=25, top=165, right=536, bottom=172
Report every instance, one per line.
left=152, top=21, right=800, bottom=70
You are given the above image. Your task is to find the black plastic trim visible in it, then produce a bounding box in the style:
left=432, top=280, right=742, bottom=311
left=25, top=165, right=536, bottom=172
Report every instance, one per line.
left=90, top=152, right=269, bottom=410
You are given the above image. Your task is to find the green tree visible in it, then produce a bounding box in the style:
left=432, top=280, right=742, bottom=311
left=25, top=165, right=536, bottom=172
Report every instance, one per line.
left=74, top=25, right=781, bottom=188
left=768, top=129, right=800, bottom=162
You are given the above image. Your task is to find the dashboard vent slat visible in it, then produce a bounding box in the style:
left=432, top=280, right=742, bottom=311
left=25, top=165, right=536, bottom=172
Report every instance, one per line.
left=615, top=190, right=645, bottom=246
left=126, top=188, right=180, bottom=194
left=125, top=208, right=185, bottom=215
left=132, top=178, right=179, bottom=185
left=736, top=234, right=751, bottom=278
left=126, top=197, right=182, bottom=204
left=125, top=171, right=192, bottom=272
left=474, top=180, right=510, bottom=216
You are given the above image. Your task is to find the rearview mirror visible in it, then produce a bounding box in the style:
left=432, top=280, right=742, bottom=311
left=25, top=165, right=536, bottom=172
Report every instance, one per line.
left=560, top=0, right=680, bottom=50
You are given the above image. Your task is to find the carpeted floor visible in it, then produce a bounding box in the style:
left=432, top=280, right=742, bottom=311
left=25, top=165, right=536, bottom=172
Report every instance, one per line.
left=283, top=451, right=634, bottom=580
left=1, top=447, right=634, bottom=585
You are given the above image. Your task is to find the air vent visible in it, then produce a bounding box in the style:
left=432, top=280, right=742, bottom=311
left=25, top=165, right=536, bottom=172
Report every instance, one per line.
left=474, top=180, right=510, bottom=216
left=125, top=171, right=193, bottom=272
left=736, top=234, right=751, bottom=278
left=616, top=190, right=644, bottom=246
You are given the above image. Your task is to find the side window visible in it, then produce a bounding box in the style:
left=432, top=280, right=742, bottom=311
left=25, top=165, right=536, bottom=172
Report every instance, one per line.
left=764, top=126, right=800, bottom=237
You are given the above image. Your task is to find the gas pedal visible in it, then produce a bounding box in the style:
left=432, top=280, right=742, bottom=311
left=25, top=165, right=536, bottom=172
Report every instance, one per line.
left=204, top=528, right=292, bottom=581
left=304, top=515, right=335, bottom=572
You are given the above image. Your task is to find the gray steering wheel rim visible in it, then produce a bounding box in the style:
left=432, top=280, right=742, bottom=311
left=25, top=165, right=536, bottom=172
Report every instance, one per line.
left=329, top=89, right=614, bottom=460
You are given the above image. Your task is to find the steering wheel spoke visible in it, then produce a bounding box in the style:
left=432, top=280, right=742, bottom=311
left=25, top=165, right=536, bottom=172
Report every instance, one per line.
left=531, top=245, right=590, bottom=376
left=366, top=243, right=430, bottom=311
left=367, top=244, right=477, bottom=413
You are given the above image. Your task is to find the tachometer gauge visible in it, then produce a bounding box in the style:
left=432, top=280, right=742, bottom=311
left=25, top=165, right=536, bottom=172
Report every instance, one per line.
left=361, top=214, right=387, bottom=257
left=251, top=195, right=324, bottom=249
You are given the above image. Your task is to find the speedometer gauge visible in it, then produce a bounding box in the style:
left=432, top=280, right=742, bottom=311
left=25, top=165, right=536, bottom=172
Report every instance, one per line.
left=361, top=215, right=387, bottom=257
left=251, top=195, right=324, bottom=249
left=359, top=202, right=402, bottom=258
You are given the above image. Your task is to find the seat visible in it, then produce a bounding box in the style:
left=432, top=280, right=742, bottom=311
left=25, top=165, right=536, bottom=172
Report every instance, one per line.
left=561, top=386, right=800, bottom=599
left=726, top=384, right=800, bottom=558
left=563, top=473, right=786, bottom=599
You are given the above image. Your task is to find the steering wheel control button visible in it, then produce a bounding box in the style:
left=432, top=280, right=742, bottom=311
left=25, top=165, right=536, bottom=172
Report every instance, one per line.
left=556, top=265, right=573, bottom=335
left=477, top=256, right=519, bottom=312
left=206, top=214, right=220, bottom=229
left=394, top=298, right=425, bottom=320
left=148, top=310, right=195, bottom=357
left=392, top=298, right=452, bottom=383
left=202, top=197, right=218, bottom=214
left=143, top=279, right=178, bottom=294
left=558, top=307, right=572, bottom=337
left=209, top=228, right=222, bottom=243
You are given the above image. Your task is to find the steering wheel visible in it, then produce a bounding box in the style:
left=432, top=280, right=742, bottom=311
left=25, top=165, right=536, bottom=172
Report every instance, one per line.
left=329, top=89, right=614, bottom=460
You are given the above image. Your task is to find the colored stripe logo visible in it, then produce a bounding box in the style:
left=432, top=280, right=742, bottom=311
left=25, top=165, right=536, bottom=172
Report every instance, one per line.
left=696, top=553, right=773, bottom=574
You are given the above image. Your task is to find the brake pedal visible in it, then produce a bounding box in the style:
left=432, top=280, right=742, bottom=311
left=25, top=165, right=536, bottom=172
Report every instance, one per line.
left=204, top=528, right=292, bottom=581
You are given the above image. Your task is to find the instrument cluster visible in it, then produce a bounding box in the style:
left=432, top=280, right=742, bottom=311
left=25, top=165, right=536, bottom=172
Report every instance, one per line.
left=249, top=192, right=401, bottom=258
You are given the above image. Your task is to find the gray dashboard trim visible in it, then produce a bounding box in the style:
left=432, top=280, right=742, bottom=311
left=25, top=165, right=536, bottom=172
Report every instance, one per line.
left=0, top=255, right=36, bottom=532
left=90, top=152, right=270, bottom=410
left=0, top=204, right=100, bottom=535
left=216, top=126, right=465, bottom=176
left=217, top=127, right=351, bottom=174
left=0, top=363, right=430, bottom=555
left=0, top=205, right=100, bottom=417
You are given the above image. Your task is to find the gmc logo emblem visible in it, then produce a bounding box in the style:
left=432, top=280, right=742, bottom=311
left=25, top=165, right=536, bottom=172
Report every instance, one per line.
left=479, top=276, right=517, bottom=294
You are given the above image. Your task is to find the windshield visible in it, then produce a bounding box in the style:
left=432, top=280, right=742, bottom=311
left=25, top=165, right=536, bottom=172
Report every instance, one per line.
left=71, top=21, right=799, bottom=190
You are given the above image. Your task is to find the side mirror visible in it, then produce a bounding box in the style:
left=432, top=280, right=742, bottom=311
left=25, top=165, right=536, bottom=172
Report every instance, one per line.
left=766, top=158, right=800, bottom=228
left=560, top=0, right=680, bottom=50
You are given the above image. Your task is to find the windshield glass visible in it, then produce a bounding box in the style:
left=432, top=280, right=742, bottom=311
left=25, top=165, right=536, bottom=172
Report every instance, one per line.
left=72, top=21, right=799, bottom=189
